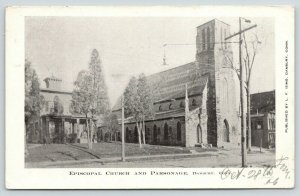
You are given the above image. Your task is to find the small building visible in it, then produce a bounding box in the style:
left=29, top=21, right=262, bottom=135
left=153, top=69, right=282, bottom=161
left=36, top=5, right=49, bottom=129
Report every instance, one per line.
left=250, top=90, right=276, bottom=148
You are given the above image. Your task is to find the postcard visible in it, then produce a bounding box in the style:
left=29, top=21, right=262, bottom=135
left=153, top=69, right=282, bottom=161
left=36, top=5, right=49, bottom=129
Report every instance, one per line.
left=5, top=6, right=294, bottom=189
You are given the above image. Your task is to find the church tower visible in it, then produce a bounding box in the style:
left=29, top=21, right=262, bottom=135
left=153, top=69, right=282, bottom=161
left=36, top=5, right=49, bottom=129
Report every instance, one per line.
left=195, top=19, right=241, bottom=147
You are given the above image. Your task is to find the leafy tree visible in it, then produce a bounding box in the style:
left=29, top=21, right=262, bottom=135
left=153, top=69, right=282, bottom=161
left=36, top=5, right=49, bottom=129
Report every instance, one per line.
left=25, top=59, right=43, bottom=155
left=89, top=49, right=110, bottom=115
left=137, top=74, right=155, bottom=144
left=71, top=49, right=110, bottom=149
left=25, top=59, right=42, bottom=127
left=124, top=74, right=154, bottom=147
left=71, top=70, right=93, bottom=148
left=124, top=77, right=142, bottom=147
left=104, top=113, right=119, bottom=141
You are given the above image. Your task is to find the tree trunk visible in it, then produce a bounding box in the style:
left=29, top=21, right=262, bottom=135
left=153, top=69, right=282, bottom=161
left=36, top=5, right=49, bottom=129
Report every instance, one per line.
left=86, top=114, right=92, bottom=149
left=142, top=119, right=146, bottom=144
left=25, top=122, right=29, bottom=157
left=136, top=122, right=142, bottom=148
left=247, top=87, right=252, bottom=151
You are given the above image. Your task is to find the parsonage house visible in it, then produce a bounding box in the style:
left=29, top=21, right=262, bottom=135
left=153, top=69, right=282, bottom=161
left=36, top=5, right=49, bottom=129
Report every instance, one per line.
left=26, top=76, right=97, bottom=144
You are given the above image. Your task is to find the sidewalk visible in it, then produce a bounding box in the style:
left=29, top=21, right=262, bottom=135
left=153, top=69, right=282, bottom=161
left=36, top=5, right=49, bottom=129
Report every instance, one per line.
left=25, top=150, right=219, bottom=168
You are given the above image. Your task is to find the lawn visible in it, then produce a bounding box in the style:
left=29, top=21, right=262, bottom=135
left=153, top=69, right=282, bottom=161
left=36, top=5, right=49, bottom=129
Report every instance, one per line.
left=26, top=142, right=191, bottom=163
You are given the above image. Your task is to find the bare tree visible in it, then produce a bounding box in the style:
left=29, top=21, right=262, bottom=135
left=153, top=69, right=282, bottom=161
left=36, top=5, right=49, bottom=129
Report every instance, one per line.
left=242, top=32, right=261, bottom=151
left=220, top=31, right=262, bottom=152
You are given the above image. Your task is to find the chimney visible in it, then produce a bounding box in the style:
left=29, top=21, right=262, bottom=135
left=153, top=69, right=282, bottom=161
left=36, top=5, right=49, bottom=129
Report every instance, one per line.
left=44, top=76, right=62, bottom=91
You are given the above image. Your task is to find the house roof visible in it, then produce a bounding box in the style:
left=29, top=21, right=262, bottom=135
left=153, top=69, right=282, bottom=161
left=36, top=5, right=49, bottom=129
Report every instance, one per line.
left=250, top=90, right=275, bottom=114
left=112, top=61, right=208, bottom=111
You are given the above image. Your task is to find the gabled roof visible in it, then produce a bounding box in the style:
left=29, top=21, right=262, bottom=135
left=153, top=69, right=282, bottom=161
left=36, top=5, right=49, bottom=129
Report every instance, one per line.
left=112, top=62, right=208, bottom=111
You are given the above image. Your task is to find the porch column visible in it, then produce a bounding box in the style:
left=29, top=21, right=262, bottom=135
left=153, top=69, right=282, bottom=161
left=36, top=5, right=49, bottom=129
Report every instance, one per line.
left=39, top=118, right=43, bottom=143
left=76, top=118, right=80, bottom=138
left=45, top=117, right=50, bottom=141
left=71, top=121, right=75, bottom=134
left=61, top=118, right=65, bottom=143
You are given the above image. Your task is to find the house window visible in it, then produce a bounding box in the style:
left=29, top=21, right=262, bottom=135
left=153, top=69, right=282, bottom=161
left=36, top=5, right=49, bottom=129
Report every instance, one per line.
left=159, top=105, right=162, bottom=111
left=164, top=123, right=168, bottom=140
left=177, top=122, right=181, bottom=141
left=256, top=121, right=263, bottom=129
left=180, top=101, right=184, bottom=108
left=146, top=128, right=150, bottom=143
left=168, top=127, right=172, bottom=139
left=45, top=101, right=49, bottom=112
left=153, top=125, right=158, bottom=143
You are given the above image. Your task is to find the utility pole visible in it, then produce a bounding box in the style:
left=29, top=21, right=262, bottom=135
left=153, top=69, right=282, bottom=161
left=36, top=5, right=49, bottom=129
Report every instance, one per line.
left=121, top=95, right=125, bottom=162
left=239, top=17, right=247, bottom=167
left=225, top=17, right=257, bottom=167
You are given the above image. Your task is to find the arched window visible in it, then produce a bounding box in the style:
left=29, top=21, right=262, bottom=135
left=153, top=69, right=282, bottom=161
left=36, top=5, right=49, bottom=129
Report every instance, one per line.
left=164, top=123, right=168, bottom=140
left=146, top=128, right=150, bottom=143
left=168, top=127, right=172, bottom=140
left=53, top=96, right=60, bottom=113
left=207, top=27, right=210, bottom=50
left=180, top=101, right=184, bottom=108
left=202, top=28, right=206, bottom=50
left=192, top=99, right=197, bottom=106
left=223, top=78, right=229, bottom=109
left=125, top=127, right=129, bottom=142
left=153, top=125, right=158, bottom=143
left=159, top=105, right=162, bottom=111
left=197, top=124, right=202, bottom=143
left=45, top=101, right=49, bottom=112
left=169, top=103, right=173, bottom=110
left=177, top=122, right=181, bottom=141
left=134, top=126, right=138, bottom=143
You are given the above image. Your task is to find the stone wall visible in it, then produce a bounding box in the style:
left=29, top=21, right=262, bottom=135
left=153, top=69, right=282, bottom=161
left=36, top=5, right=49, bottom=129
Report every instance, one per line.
left=124, top=117, right=186, bottom=146
left=185, top=80, right=208, bottom=147
left=214, top=19, right=241, bottom=148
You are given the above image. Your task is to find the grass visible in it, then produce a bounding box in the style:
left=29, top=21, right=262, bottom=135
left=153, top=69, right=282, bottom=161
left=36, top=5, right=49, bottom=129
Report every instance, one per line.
left=26, top=142, right=191, bottom=163
left=26, top=144, right=98, bottom=163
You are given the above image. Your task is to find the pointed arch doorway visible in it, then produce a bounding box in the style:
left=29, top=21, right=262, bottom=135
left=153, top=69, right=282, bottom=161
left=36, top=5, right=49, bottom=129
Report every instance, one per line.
left=197, top=124, right=202, bottom=144
left=223, top=119, right=230, bottom=142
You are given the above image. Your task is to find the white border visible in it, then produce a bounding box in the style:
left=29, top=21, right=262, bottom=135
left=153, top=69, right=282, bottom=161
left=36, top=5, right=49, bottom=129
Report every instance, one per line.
left=5, top=6, right=295, bottom=189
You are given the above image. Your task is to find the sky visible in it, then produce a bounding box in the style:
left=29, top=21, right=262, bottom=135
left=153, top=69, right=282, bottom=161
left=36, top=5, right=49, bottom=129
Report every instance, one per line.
left=25, top=16, right=274, bottom=107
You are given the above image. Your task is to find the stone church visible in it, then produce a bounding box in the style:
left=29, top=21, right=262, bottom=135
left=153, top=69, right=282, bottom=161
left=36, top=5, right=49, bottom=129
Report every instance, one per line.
left=112, top=19, right=241, bottom=148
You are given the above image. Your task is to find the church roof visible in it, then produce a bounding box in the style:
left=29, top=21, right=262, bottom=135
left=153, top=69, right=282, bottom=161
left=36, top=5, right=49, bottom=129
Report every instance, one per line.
left=112, top=62, right=208, bottom=111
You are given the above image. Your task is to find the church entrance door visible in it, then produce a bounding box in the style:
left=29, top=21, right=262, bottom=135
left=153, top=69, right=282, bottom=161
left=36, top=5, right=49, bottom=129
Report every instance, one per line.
left=197, top=124, right=202, bottom=143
